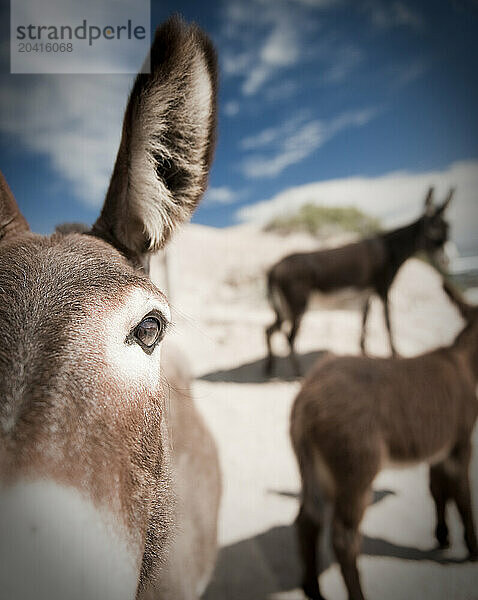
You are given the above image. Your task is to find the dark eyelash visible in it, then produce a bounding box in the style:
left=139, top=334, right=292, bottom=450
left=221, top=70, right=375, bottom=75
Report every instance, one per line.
left=145, top=309, right=170, bottom=337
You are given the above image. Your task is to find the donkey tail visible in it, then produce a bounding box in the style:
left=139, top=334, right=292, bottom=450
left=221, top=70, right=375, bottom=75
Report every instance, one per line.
left=267, top=270, right=291, bottom=323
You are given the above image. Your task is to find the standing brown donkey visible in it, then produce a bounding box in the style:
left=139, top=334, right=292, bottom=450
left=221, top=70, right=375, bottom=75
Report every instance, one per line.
left=265, top=188, right=453, bottom=376
left=0, top=17, right=220, bottom=600
left=291, top=281, right=478, bottom=600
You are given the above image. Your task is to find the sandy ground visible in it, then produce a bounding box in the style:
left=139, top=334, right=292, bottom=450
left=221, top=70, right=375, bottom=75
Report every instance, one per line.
left=153, top=224, right=478, bottom=600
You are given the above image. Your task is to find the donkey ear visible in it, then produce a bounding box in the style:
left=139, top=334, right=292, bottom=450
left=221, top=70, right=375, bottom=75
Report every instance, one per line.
left=0, top=171, right=29, bottom=244
left=437, top=187, right=455, bottom=215
left=92, top=16, right=218, bottom=260
left=423, top=186, right=435, bottom=216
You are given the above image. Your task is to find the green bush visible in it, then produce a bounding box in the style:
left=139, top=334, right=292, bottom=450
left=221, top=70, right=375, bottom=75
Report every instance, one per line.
left=265, top=203, right=381, bottom=237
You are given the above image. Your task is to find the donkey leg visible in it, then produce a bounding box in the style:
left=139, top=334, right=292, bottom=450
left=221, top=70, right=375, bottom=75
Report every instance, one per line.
left=288, top=315, right=303, bottom=377
left=332, top=491, right=369, bottom=600
left=359, top=296, right=371, bottom=355
left=429, top=464, right=451, bottom=548
left=265, top=315, right=282, bottom=375
left=449, top=442, right=478, bottom=559
left=455, top=475, right=478, bottom=560
left=296, top=504, right=327, bottom=600
left=382, top=295, right=397, bottom=357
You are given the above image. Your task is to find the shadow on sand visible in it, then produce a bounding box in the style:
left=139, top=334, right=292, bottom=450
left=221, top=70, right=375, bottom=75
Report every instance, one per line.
left=198, top=350, right=327, bottom=384
left=203, top=489, right=467, bottom=600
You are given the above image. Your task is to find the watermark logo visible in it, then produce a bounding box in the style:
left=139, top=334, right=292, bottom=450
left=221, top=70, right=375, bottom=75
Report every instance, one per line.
left=11, top=0, right=150, bottom=74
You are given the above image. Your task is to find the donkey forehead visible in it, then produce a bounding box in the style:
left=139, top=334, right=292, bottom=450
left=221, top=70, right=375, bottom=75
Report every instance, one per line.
left=0, top=231, right=163, bottom=303
left=0, top=232, right=169, bottom=346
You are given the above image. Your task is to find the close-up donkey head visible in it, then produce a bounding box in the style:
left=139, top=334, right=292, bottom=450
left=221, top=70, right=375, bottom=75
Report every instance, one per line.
left=0, top=16, right=217, bottom=600
left=0, top=4, right=476, bottom=600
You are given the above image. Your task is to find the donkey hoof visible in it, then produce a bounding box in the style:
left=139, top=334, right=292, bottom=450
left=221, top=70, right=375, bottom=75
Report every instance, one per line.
left=438, top=540, right=450, bottom=550
left=435, top=523, right=449, bottom=549
left=302, top=580, right=326, bottom=600
left=436, top=535, right=450, bottom=550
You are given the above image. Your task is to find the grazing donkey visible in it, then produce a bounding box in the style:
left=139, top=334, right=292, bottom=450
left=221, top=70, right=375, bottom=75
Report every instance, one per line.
left=290, top=281, right=478, bottom=600
left=265, top=188, right=453, bottom=375
left=0, top=17, right=220, bottom=600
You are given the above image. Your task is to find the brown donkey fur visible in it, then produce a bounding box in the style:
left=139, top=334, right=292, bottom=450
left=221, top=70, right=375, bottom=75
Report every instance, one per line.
left=265, top=188, right=453, bottom=376
left=0, top=17, right=220, bottom=600
left=291, top=282, right=478, bottom=600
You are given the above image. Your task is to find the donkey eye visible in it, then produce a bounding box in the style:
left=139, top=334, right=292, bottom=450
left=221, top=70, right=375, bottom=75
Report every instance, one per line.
left=133, top=316, right=164, bottom=350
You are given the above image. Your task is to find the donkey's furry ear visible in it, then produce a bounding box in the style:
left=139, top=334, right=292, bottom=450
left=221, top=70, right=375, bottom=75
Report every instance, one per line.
left=93, top=16, right=218, bottom=259
left=423, top=186, right=435, bottom=216
left=437, top=187, right=455, bottom=214
left=0, top=171, right=29, bottom=244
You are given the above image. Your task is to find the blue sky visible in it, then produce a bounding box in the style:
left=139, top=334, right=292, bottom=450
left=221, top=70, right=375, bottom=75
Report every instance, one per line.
left=1, top=0, right=478, bottom=250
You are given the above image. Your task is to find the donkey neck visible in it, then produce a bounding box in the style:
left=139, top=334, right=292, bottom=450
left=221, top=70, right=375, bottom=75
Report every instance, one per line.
left=382, top=218, right=424, bottom=271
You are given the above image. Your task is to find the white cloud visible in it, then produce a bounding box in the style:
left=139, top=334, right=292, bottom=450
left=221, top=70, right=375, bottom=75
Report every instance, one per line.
left=0, top=75, right=132, bottom=206
left=391, top=57, right=428, bottom=89
left=242, top=64, right=272, bottom=97
left=0, top=0, right=152, bottom=206
left=261, top=0, right=342, bottom=8
left=242, top=122, right=325, bottom=177
left=321, top=45, right=363, bottom=84
left=260, top=25, right=300, bottom=67
left=240, top=107, right=378, bottom=178
left=364, top=1, right=423, bottom=30
left=219, top=0, right=371, bottom=99
left=224, top=101, right=240, bottom=117
left=264, top=79, right=298, bottom=102
left=236, top=159, right=478, bottom=252
left=222, top=50, right=256, bottom=76
left=221, top=0, right=316, bottom=97
left=292, top=0, right=339, bottom=5
left=204, top=186, right=240, bottom=205
left=240, top=111, right=310, bottom=150
left=242, top=19, right=301, bottom=96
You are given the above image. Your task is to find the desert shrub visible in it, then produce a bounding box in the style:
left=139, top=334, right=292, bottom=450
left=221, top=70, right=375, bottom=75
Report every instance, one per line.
left=264, top=203, right=381, bottom=237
